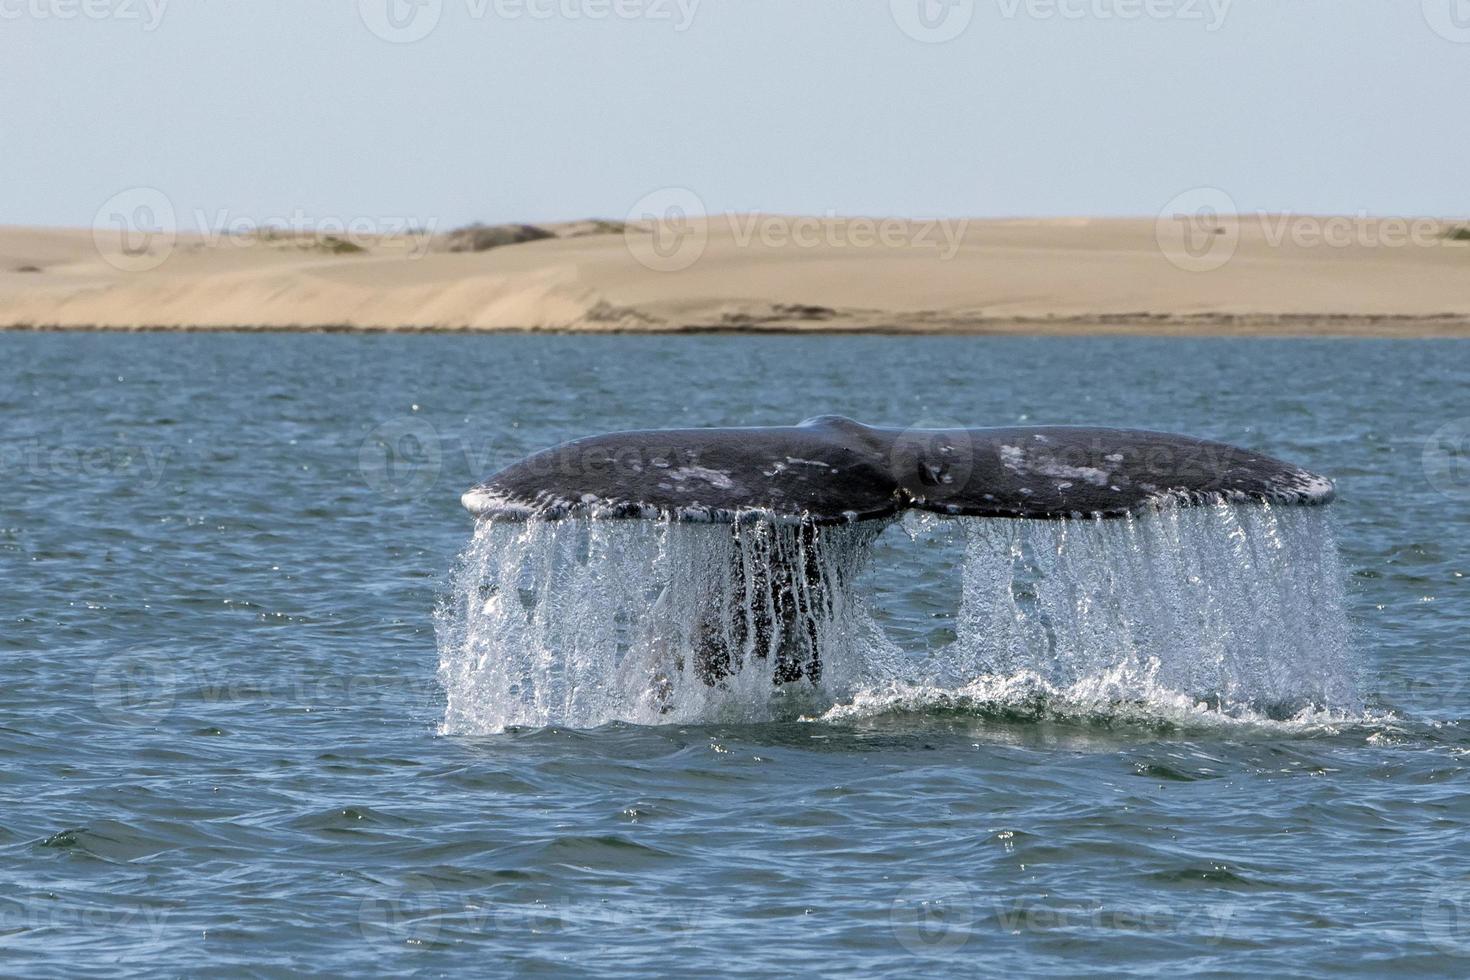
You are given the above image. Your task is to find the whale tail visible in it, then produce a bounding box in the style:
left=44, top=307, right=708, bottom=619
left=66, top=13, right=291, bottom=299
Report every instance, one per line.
left=462, top=417, right=1333, bottom=526
left=462, top=419, right=1334, bottom=690
left=692, top=521, right=827, bottom=687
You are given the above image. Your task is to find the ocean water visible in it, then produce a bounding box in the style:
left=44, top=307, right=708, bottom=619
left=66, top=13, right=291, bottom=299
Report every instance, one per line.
left=2, top=333, right=1468, bottom=976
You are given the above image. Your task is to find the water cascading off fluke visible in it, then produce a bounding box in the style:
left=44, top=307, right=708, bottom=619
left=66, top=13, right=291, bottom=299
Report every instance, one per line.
left=436, top=503, right=1358, bottom=733
left=437, top=420, right=1356, bottom=732
left=436, top=517, right=891, bottom=731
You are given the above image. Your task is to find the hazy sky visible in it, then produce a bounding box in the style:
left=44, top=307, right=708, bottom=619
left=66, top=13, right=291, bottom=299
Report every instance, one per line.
left=4, top=0, right=1468, bottom=230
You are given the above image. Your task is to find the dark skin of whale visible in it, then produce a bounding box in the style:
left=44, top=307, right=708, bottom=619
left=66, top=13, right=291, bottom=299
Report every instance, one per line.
left=462, top=417, right=1333, bottom=690
left=462, top=415, right=1334, bottom=524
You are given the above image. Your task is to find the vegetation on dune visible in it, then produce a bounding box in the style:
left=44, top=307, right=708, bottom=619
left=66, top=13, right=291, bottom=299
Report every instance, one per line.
left=439, top=223, right=555, bottom=253
left=317, top=235, right=366, bottom=254
left=245, top=229, right=369, bottom=254
left=570, top=219, right=627, bottom=236
left=435, top=219, right=627, bottom=253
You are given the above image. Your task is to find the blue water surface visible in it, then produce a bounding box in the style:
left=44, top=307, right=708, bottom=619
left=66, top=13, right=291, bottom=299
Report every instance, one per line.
left=1, top=334, right=1467, bottom=976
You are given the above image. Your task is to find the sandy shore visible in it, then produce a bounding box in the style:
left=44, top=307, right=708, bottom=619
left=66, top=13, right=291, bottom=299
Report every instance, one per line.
left=4, top=217, right=1470, bottom=336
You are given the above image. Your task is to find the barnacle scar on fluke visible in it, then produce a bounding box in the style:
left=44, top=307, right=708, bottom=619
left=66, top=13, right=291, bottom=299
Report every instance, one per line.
left=457, top=416, right=1334, bottom=696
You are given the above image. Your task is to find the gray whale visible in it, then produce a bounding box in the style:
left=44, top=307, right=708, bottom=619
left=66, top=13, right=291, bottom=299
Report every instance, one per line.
left=462, top=416, right=1333, bottom=524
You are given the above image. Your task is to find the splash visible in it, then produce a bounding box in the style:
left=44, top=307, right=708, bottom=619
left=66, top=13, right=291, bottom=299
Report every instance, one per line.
left=436, top=519, right=893, bottom=731
left=436, top=502, right=1359, bottom=733
left=929, top=502, right=1361, bottom=719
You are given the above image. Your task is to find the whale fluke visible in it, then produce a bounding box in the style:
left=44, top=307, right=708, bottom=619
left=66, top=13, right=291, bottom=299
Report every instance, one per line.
left=458, top=417, right=1335, bottom=692
left=462, top=416, right=1333, bottom=524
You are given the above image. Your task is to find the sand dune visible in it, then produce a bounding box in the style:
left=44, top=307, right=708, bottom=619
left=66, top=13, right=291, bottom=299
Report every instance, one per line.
left=3, top=217, right=1469, bottom=335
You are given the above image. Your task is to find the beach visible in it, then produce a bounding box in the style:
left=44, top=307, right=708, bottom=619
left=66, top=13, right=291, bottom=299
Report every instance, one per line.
left=4, top=216, right=1469, bottom=336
